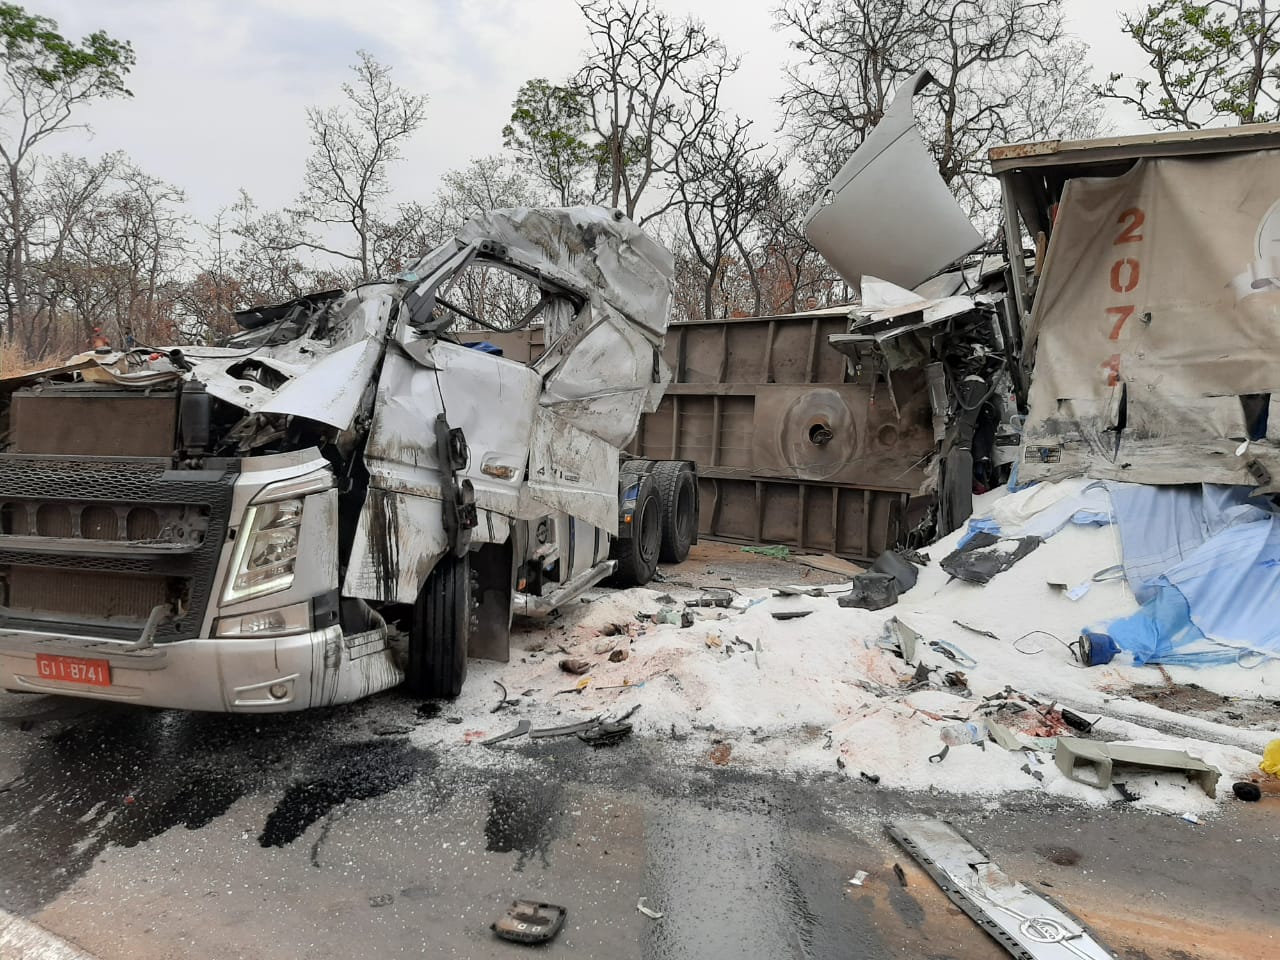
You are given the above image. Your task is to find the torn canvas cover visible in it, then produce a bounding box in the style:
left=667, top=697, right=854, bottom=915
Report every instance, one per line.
left=1020, top=150, right=1280, bottom=486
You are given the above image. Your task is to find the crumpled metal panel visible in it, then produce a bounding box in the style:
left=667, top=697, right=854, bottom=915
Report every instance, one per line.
left=521, top=407, right=620, bottom=534
left=257, top=295, right=392, bottom=430
left=802, top=71, right=983, bottom=292
left=456, top=206, right=674, bottom=338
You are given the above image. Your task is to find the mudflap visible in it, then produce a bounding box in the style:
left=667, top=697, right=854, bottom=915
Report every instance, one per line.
left=470, top=539, right=514, bottom=662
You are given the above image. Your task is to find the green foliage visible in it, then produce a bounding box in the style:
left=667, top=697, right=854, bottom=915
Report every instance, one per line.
left=1101, top=0, right=1280, bottom=128
left=0, top=2, right=133, bottom=98
left=502, top=78, right=599, bottom=205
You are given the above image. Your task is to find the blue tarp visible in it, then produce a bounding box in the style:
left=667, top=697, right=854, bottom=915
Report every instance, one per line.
left=1093, top=483, right=1280, bottom=666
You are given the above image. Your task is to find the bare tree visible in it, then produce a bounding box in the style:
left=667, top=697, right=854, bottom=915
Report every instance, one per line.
left=0, top=3, right=133, bottom=353
left=291, top=51, right=427, bottom=281
left=775, top=0, right=1105, bottom=222
left=675, top=115, right=782, bottom=320
left=575, top=0, right=737, bottom=221
left=1101, top=0, right=1280, bottom=128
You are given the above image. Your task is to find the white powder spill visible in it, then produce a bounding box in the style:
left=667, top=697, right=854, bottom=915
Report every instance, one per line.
left=414, top=485, right=1278, bottom=816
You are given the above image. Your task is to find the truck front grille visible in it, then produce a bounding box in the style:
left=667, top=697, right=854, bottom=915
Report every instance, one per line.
left=0, top=456, right=238, bottom=642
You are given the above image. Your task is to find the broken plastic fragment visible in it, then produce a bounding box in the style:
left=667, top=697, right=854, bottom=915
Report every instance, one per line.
left=636, top=898, right=664, bottom=919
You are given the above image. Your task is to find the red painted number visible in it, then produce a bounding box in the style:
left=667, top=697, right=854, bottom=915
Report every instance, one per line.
left=1105, top=305, right=1135, bottom=340
left=1114, top=207, right=1145, bottom=244
left=1101, top=354, right=1122, bottom=387
left=1110, top=258, right=1140, bottom=293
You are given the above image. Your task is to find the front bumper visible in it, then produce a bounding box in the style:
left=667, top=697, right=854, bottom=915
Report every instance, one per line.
left=0, top=624, right=404, bottom=713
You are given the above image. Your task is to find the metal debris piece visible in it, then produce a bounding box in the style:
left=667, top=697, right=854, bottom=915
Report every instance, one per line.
left=848, top=870, right=869, bottom=886
left=578, top=720, right=633, bottom=747
left=491, top=900, right=567, bottom=944
left=480, top=720, right=531, bottom=746
left=953, top=620, right=1000, bottom=640
left=928, top=744, right=950, bottom=764
left=529, top=719, right=600, bottom=739
left=1112, top=781, right=1140, bottom=803
left=986, top=720, right=1025, bottom=752
left=892, top=863, right=908, bottom=887
left=860, top=771, right=880, bottom=784
left=771, top=609, right=813, bottom=621
left=636, top=898, right=664, bottom=919
left=891, top=819, right=1118, bottom=960
left=1055, top=738, right=1221, bottom=797
left=929, top=640, right=977, bottom=668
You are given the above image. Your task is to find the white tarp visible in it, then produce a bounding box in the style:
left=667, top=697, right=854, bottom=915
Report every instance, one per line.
left=1021, top=150, right=1280, bottom=485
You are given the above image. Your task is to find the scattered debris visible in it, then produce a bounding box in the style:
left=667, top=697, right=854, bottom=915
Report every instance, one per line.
left=847, top=870, right=869, bottom=887
left=891, top=819, right=1117, bottom=960
left=491, top=680, right=521, bottom=713
left=1113, top=782, right=1141, bottom=803
left=559, top=658, right=592, bottom=675
left=578, top=719, right=633, bottom=747
left=953, top=620, right=1000, bottom=640
left=1233, top=781, right=1262, bottom=802
left=709, top=743, right=733, bottom=766
left=860, top=771, right=881, bottom=785
left=940, top=534, right=1042, bottom=585
left=838, top=572, right=899, bottom=610
left=1056, top=738, right=1221, bottom=797
left=705, top=635, right=723, bottom=648
left=609, top=648, right=630, bottom=663
left=797, top=554, right=864, bottom=576
left=868, top=550, right=919, bottom=592
left=656, top=607, right=695, bottom=628
left=741, top=545, right=790, bottom=559
left=771, top=609, right=813, bottom=621
left=530, top=720, right=599, bottom=739
left=636, top=898, right=664, bottom=920
left=892, top=863, right=908, bottom=888
left=368, top=894, right=394, bottom=908
left=481, top=720, right=531, bottom=746
left=491, top=900, right=567, bottom=944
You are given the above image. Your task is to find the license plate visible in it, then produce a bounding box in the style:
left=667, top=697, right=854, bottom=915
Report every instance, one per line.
left=35, top=653, right=111, bottom=687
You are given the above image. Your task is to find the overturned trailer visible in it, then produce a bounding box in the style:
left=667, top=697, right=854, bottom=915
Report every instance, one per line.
left=0, top=207, right=696, bottom=712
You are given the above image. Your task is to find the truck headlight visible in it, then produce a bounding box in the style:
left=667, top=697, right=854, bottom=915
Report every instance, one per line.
left=215, top=600, right=311, bottom=638
left=222, top=498, right=304, bottom=603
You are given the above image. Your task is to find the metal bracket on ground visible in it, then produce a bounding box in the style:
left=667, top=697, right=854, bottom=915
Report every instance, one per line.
left=890, top=819, right=1118, bottom=960
left=1054, top=738, right=1221, bottom=797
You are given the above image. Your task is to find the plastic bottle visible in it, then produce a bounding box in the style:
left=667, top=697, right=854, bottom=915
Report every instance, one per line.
left=940, top=722, right=985, bottom=746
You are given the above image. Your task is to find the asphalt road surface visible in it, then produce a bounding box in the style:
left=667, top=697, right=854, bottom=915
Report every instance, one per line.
left=1, top=681, right=1277, bottom=960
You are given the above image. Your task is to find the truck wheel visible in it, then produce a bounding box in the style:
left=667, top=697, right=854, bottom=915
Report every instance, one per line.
left=407, top=552, right=472, bottom=699
left=653, top=461, right=697, bottom=563
left=609, top=475, right=662, bottom=586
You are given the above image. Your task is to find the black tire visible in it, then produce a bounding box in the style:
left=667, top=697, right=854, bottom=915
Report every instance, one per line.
left=652, top=461, right=697, bottom=563
left=406, top=552, right=472, bottom=700
left=609, top=474, right=662, bottom=586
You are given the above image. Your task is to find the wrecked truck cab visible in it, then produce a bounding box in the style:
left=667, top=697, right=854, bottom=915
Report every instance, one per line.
left=0, top=206, right=687, bottom=711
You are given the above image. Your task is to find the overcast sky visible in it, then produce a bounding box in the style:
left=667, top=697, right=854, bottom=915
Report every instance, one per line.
left=38, top=0, right=1153, bottom=222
